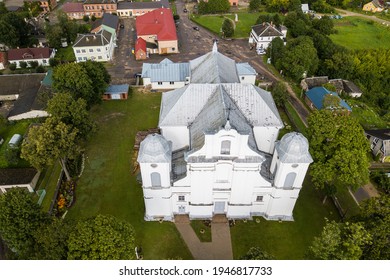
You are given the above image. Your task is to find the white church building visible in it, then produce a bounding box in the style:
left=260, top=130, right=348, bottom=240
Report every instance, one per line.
left=137, top=44, right=313, bottom=222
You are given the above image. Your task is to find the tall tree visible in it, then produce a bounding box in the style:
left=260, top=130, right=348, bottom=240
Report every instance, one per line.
left=21, top=118, right=80, bottom=181
left=240, top=247, right=274, bottom=260
left=67, top=215, right=136, bottom=260
left=0, top=189, right=49, bottom=259
left=222, top=18, right=234, bottom=38
left=270, top=37, right=285, bottom=69
left=47, top=92, right=94, bottom=139
left=271, top=81, right=289, bottom=108
left=280, top=36, right=319, bottom=81
left=312, top=16, right=334, bottom=35
left=249, top=0, right=262, bottom=12
left=308, top=219, right=371, bottom=260
left=0, top=13, right=32, bottom=48
left=357, top=195, right=390, bottom=260
left=307, top=110, right=370, bottom=192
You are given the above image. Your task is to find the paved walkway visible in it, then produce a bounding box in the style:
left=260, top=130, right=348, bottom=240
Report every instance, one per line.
left=175, top=215, right=233, bottom=260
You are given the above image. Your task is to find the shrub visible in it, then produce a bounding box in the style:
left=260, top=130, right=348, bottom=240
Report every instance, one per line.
left=83, top=15, right=89, bottom=22
left=29, top=61, right=39, bottom=68
left=49, top=57, right=59, bottom=67
left=36, top=65, right=45, bottom=73
left=222, top=18, right=234, bottom=38
left=19, top=61, right=28, bottom=69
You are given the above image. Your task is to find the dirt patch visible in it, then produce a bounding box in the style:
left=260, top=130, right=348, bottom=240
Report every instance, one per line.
left=99, top=112, right=125, bottom=122
left=362, top=182, right=380, bottom=198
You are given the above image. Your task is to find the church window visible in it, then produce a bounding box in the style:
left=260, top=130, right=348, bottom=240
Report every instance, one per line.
left=151, top=172, right=161, bottom=187
left=151, top=164, right=158, bottom=168
left=221, top=140, right=231, bottom=155
left=158, top=82, right=163, bottom=85
left=283, top=172, right=297, bottom=189
left=256, top=196, right=263, bottom=202
left=178, top=195, right=185, bottom=201
left=292, top=164, right=298, bottom=168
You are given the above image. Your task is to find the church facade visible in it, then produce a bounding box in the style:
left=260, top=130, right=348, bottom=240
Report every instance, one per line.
left=137, top=45, right=313, bottom=222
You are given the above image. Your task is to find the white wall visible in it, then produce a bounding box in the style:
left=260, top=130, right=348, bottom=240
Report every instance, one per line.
left=239, top=75, right=256, bottom=85
left=74, top=44, right=113, bottom=62
left=150, top=81, right=186, bottom=90
left=253, top=126, right=280, bottom=154
left=8, top=110, right=49, bottom=121
left=160, top=126, right=189, bottom=151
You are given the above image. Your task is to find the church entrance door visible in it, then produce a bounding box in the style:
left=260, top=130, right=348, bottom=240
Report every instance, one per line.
left=214, top=201, right=226, bottom=214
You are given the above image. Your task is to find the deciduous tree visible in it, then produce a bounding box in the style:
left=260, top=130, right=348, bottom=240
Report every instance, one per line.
left=67, top=215, right=136, bottom=260
left=240, top=247, right=274, bottom=260
left=307, top=110, right=370, bottom=192
left=21, top=118, right=80, bottom=181
left=222, top=18, right=234, bottom=38
left=0, top=189, right=49, bottom=258
left=249, top=0, right=262, bottom=12
left=271, top=81, right=288, bottom=108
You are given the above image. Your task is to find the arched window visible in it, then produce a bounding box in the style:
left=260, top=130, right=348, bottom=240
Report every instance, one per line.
left=221, top=140, right=231, bottom=155
left=283, top=172, right=297, bottom=189
left=151, top=172, right=161, bottom=187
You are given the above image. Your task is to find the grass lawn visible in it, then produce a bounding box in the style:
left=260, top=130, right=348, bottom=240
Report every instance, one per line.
left=348, top=99, right=389, bottom=129
left=55, top=46, right=76, bottom=62
left=66, top=89, right=192, bottom=260
left=0, top=120, right=33, bottom=168
left=230, top=176, right=340, bottom=259
left=191, top=12, right=261, bottom=38
left=330, top=17, right=390, bottom=50
left=334, top=186, right=360, bottom=219
left=284, top=102, right=307, bottom=136
left=190, top=220, right=212, bottom=242
left=36, top=162, right=63, bottom=213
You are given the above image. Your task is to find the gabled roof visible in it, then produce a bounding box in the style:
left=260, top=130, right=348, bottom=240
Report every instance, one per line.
left=189, top=43, right=239, bottom=83
left=159, top=83, right=283, bottom=129
left=252, top=23, right=284, bottom=38
left=136, top=8, right=177, bottom=41
left=305, top=87, right=352, bottom=111
left=135, top=37, right=147, bottom=52
left=365, top=129, right=390, bottom=140
left=118, top=0, right=169, bottom=9
left=236, top=63, right=257, bottom=76
left=0, top=168, right=38, bottom=186
left=8, top=47, right=52, bottom=61
left=142, top=58, right=190, bottom=82
left=73, top=30, right=112, bottom=47
left=62, top=2, right=84, bottom=13
left=91, top=13, right=119, bottom=30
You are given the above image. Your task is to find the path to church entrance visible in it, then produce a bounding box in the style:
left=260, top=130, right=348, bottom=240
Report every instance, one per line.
left=174, top=215, right=233, bottom=260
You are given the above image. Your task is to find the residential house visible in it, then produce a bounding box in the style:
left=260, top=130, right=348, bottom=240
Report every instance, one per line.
left=141, top=44, right=257, bottom=90
left=136, top=8, right=178, bottom=55
left=62, top=2, right=85, bottom=20
left=103, top=84, right=129, bottom=100
left=117, top=0, right=170, bottom=18
left=0, top=73, right=49, bottom=120
left=0, top=51, right=7, bottom=70
left=34, top=0, right=57, bottom=12
left=7, top=47, right=55, bottom=68
left=91, top=13, right=119, bottom=47
left=135, top=37, right=147, bottom=60
left=83, top=0, right=117, bottom=18
left=249, top=22, right=287, bottom=52
left=142, top=58, right=190, bottom=90
left=0, top=168, right=40, bottom=194
left=365, top=129, right=390, bottom=162
left=137, top=81, right=313, bottom=221
left=73, top=29, right=115, bottom=62
left=363, top=0, right=384, bottom=12
left=305, top=86, right=352, bottom=113
left=301, top=76, right=363, bottom=98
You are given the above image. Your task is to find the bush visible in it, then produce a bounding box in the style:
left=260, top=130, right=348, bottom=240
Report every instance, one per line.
left=4, top=147, right=20, bottom=165
left=36, top=65, right=45, bottom=73
left=83, top=15, right=89, bottom=22
left=222, top=18, right=234, bottom=38
left=173, top=14, right=180, bottom=21
left=370, top=171, right=390, bottom=194
left=9, top=63, right=16, bottom=71
left=91, top=15, right=96, bottom=22
left=49, top=57, right=59, bottom=67
left=29, top=61, right=39, bottom=68
left=19, top=61, right=28, bottom=69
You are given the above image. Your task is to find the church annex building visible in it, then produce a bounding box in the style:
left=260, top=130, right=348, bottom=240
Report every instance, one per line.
left=137, top=44, right=313, bottom=222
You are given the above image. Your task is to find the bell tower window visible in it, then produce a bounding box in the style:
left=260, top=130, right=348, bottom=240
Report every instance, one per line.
left=221, top=140, right=231, bottom=155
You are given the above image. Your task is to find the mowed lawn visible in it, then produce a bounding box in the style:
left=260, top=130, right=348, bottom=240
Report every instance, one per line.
left=330, top=17, right=390, bottom=50
left=66, top=90, right=192, bottom=260
left=192, top=12, right=261, bottom=38
left=231, top=176, right=340, bottom=259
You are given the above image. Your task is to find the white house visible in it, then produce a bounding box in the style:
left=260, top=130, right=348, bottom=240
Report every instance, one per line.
left=137, top=82, right=313, bottom=222
left=7, top=47, right=55, bottom=68
left=142, top=44, right=257, bottom=90
left=142, top=58, right=190, bottom=90
left=249, top=22, right=287, bottom=52
left=73, top=29, right=115, bottom=62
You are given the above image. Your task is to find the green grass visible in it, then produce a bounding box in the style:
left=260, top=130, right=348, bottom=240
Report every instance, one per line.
left=0, top=120, right=34, bottom=168
left=334, top=186, right=360, bottom=219
left=66, top=90, right=192, bottom=260
left=55, top=46, right=76, bottom=62
left=190, top=220, right=212, bottom=242
left=348, top=99, right=389, bottom=129
left=330, top=17, right=390, bottom=50
left=36, top=162, right=63, bottom=213
left=191, top=12, right=261, bottom=38
left=230, top=177, right=340, bottom=259
left=284, top=102, right=307, bottom=136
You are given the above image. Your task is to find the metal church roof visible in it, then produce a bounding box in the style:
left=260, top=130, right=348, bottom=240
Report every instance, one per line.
left=142, top=59, right=190, bottom=82
left=137, top=133, right=172, bottom=163
left=275, top=132, right=313, bottom=163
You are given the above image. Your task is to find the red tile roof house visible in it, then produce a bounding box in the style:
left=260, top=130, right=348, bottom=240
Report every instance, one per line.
left=62, top=2, right=85, bottom=20
left=135, top=37, right=147, bottom=60
left=7, top=47, right=56, bottom=68
left=136, top=8, right=178, bottom=55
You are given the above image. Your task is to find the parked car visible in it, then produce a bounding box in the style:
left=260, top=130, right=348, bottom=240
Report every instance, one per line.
left=193, top=26, right=199, bottom=31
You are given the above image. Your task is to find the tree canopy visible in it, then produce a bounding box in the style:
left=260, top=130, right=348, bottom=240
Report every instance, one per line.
left=0, top=13, right=33, bottom=48
left=0, top=189, right=49, bottom=258
left=222, top=18, right=234, bottom=38
left=271, top=81, right=289, bottom=107
left=249, top=0, right=262, bottom=12
left=198, top=0, right=230, bottom=14
left=240, top=247, right=275, bottom=260
left=307, top=110, right=370, bottom=192
left=67, top=215, right=136, bottom=260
